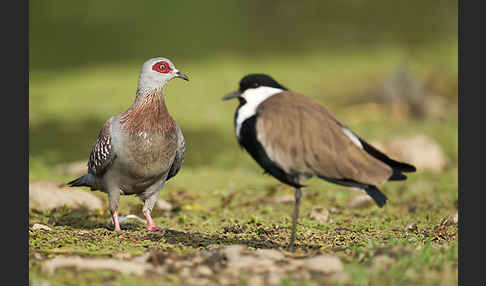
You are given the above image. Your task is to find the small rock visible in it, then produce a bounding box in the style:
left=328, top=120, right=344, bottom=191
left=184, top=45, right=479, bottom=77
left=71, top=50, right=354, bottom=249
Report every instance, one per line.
left=247, top=275, right=265, bottom=286
left=217, top=275, right=234, bottom=286
left=41, top=256, right=158, bottom=276
left=201, top=251, right=226, bottom=269
left=188, top=277, right=212, bottom=286
left=282, top=259, right=304, bottom=271
left=195, top=265, right=213, bottom=276
left=31, top=279, right=50, bottom=286
left=173, top=260, right=193, bottom=269
left=302, top=255, right=343, bottom=274
left=309, top=207, right=332, bottom=223
left=371, top=255, right=395, bottom=272
left=112, top=252, right=133, bottom=260
left=32, top=223, right=52, bottom=231
left=293, top=269, right=311, bottom=281
left=132, top=253, right=151, bottom=264
left=348, top=194, right=374, bottom=209
left=222, top=223, right=247, bottom=234
left=406, top=223, right=418, bottom=232
left=370, top=134, right=447, bottom=172
left=29, top=180, right=103, bottom=211
left=221, top=245, right=244, bottom=261
left=156, top=199, right=173, bottom=212
left=31, top=253, right=44, bottom=260
left=269, top=195, right=294, bottom=204
left=267, top=271, right=283, bottom=286
left=442, top=212, right=459, bottom=226
left=228, top=256, right=273, bottom=270
left=179, top=267, right=191, bottom=278
left=329, top=271, right=350, bottom=284
left=73, top=230, right=89, bottom=235
left=255, top=249, right=284, bottom=261
left=328, top=207, right=340, bottom=214
left=192, top=255, right=204, bottom=265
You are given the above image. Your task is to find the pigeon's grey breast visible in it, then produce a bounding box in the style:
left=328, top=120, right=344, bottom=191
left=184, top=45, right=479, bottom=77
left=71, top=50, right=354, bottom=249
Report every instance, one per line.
left=116, top=117, right=177, bottom=171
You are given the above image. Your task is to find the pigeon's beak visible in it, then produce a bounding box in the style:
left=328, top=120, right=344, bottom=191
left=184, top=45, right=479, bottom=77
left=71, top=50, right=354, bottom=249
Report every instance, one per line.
left=222, top=90, right=241, bottom=101
left=173, top=70, right=189, bottom=81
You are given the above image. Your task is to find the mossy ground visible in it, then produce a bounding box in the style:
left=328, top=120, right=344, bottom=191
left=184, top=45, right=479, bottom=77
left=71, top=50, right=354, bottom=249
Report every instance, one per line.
left=29, top=42, right=458, bottom=285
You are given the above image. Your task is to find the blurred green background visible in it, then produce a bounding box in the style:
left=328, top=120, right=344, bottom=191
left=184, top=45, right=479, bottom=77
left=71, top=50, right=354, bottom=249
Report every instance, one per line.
left=30, top=0, right=457, bottom=70
left=29, top=2, right=458, bottom=284
left=29, top=0, right=457, bottom=174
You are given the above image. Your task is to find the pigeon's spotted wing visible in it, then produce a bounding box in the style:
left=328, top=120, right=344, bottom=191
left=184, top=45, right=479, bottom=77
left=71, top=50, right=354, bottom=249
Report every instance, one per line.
left=88, top=118, right=116, bottom=176
left=167, top=124, right=185, bottom=181
left=255, top=91, right=393, bottom=186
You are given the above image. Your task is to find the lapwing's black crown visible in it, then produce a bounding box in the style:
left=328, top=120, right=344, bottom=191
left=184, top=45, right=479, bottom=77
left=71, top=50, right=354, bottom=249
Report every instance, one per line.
left=239, top=74, right=288, bottom=92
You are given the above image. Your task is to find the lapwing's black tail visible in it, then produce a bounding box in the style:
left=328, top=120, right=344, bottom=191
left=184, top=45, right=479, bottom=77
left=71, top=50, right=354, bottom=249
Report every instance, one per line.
left=389, top=168, right=408, bottom=181
left=357, top=137, right=416, bottom=181
left=316, top=175, right=388, bottom=208
left=364, top=185, right=388, bottom=207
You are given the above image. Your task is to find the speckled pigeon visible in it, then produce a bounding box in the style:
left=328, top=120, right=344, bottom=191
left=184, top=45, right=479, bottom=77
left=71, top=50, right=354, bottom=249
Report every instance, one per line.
left=68, top=57, right=188, bottom=231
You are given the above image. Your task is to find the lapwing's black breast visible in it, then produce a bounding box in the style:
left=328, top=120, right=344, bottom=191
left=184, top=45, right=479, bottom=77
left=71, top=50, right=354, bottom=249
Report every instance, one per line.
left=238, top=115, right=302, bottom=188
left=233, top=98, right=246, bottom=132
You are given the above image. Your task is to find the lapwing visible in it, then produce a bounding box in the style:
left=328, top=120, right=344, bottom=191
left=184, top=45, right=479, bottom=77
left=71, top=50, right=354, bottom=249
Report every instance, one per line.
left=223, top=73, right=416, bottom=250
left=68, top=57, right=188, bottom=231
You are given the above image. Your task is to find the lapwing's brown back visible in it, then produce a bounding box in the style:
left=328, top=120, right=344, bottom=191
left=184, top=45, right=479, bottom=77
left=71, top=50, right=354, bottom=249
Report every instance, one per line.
left=255, top=91, right=393, bottom=185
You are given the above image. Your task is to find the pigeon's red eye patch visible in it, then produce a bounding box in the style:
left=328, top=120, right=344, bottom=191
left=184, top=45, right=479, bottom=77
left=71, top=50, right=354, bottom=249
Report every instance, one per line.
left=152, top=61, right=172, bottom=73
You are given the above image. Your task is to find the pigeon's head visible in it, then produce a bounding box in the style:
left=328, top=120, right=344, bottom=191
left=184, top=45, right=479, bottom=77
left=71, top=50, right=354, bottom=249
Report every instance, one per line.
left=137, top=57, right=189, bottom=92
left=222, top=73, right=287, bottom=103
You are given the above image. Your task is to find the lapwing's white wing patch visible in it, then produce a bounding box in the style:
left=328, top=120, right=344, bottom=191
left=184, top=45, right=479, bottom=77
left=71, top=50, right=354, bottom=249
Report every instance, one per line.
left=235, top=86, right=283, bottom=138
left=342, top=127, right=363, bottom=149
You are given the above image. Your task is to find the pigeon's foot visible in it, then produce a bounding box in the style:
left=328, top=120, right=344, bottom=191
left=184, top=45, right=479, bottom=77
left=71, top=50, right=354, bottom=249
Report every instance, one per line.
left=144, top=211, right=162, bottom=231
left=112, top=211, right=121, bottom=231
left=146, top=224, right=163, bottom=231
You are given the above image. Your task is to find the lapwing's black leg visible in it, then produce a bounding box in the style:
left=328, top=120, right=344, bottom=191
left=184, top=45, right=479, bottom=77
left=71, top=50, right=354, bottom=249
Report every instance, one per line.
left=288, top=187, right=302, bottom=252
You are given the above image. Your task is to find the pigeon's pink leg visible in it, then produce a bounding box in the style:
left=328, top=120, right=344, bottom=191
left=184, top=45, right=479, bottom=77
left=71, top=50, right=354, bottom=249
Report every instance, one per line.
left=144, top=211, right=162, bottom=231
left=112, top=211, right=121, bottom=231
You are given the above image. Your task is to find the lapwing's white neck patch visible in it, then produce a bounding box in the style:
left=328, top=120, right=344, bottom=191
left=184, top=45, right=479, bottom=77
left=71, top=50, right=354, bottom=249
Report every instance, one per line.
left=235, top=86, right=283, bottom=138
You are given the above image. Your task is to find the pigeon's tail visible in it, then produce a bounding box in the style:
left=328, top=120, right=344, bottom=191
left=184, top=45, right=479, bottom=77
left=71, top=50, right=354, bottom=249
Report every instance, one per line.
left=67, top=173, right=97, bottom=190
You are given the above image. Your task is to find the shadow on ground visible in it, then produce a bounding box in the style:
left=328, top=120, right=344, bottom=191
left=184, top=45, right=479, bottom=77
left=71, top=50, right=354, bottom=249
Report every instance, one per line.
left=39, top=207, right=321, bottom=251
left=39, top=207, right=109, bottom=230
left=142, top=228, right=322, bottom=251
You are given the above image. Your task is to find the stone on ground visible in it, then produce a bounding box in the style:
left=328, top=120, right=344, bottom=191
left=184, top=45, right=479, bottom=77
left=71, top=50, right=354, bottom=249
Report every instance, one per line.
left=370, top=134, right=448, bottom=172
left=29, top=180, right=103, bottom=211
left=348, top=194, right=374, bottom=209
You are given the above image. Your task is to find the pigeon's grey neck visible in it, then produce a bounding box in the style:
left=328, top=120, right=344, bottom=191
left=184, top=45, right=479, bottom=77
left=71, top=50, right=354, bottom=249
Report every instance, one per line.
left=137, top=71, right=170, bottom=92
left=133, top=88, right=165, bottom=105
left=136, top=87, right=163, bottom=97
